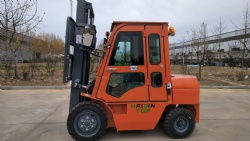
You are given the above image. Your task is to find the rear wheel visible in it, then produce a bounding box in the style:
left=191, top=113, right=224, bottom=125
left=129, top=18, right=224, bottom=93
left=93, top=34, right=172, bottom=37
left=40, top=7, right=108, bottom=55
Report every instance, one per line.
left=164, top=107, right=195, bottom=138
left=67, top=102, right=107, bottom=141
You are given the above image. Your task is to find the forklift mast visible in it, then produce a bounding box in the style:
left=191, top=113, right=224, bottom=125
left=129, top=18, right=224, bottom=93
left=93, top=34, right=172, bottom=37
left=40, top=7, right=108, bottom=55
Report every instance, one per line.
left=63, top=0, right=96, bottom=111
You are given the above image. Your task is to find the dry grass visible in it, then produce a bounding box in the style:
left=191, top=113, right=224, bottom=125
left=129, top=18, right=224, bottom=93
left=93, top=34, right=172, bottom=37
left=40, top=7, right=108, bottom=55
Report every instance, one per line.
left=0, top=63, right=64, bottom=86
left=170, top=65, right=250, bottom=86
left=1, top=63, right=249, bottom=86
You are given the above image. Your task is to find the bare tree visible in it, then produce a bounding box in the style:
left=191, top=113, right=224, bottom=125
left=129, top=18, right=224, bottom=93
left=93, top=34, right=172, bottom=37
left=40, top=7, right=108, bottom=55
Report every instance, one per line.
left=40, top=33, right=64, bottom=76
left=224, top=42, right=242, bottom=68
left=232, top=5, right=250, bottom=67
left=204, top=48, right=216, bottom=66
left=180, top=36, right=188, bottom=65
left=191, top=22, right=209, bottom=80
left=185, top=44, right=194, bottom=65
left=28, top=31, right=43, bottom=79
left=0, top=0, right=44, bottom=78
left=240, top=5, right=250, bottom=67
left=172, top=55, right=178, bottom=64
left=241, top=5, right=250, bottom=52
left=213, top=17, right=226, bottom=66
left=224, top=51, right=236, bottom=68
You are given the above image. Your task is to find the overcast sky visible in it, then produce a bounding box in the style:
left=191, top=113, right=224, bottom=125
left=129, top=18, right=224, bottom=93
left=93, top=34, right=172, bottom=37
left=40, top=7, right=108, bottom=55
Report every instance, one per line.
left=36, top=0, right=249, bottom=44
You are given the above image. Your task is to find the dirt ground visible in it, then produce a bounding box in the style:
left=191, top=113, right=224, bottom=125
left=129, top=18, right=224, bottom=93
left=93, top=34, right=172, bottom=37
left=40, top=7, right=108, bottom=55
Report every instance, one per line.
left=0, top=63, right=249, bottom=86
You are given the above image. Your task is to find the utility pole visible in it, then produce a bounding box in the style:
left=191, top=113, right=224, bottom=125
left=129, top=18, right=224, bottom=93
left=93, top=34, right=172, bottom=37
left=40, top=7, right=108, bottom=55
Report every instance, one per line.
left=69, top=0, right=74, bottom=55
left=183, top=54, right=184, bottom=65
left=70, top=0, right=73, bottom=17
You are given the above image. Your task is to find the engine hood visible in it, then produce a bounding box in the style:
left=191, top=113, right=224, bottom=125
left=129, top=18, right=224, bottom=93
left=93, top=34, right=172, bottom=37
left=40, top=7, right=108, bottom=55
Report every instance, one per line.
left=171, top=74, right=199, bottom=89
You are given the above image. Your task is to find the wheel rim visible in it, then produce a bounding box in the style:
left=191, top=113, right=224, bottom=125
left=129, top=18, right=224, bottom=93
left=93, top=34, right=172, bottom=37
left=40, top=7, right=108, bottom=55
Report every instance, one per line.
left=174, top=116, right=189, bottom=133
left=74, top=110, right=101, bottom=137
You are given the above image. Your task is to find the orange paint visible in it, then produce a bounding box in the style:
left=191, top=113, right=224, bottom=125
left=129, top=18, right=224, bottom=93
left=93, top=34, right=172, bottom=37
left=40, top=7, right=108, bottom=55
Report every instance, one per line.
left=81, top=22, right=199, bottom=131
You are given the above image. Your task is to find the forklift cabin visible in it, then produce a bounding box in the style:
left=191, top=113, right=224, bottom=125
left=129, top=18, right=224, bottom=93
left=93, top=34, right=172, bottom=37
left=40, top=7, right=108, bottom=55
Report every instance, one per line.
left=63, top=0, right=199, bottom=141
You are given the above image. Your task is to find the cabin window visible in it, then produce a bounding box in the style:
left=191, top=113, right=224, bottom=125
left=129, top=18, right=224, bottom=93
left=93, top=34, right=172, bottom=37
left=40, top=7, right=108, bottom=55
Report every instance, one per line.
left=106, top=73, right=145, bottom=97
left=151, top=72, right=163, bottom=87
left=148, top=34, right=161, bottom=64
left=109, top=32, right=144, bottom=66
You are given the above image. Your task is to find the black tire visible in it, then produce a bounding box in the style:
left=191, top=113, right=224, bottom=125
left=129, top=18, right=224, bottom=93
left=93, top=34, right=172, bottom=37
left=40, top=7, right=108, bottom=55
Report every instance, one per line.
left=67, top=102, right=107, bottom=141
left=164, top=107, right=195, bottom=138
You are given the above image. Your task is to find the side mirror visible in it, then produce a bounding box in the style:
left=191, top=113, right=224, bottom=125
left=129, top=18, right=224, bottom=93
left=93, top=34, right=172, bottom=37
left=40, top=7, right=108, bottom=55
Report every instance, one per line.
left=103, top=31, right=110, bottom=48
left=103, top=38, right=107, bottom=45
left=82, top=28, right=95, bottom=47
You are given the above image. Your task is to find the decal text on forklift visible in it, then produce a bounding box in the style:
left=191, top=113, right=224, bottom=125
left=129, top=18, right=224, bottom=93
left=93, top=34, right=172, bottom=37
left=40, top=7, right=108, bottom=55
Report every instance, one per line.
left=130, top=104, right=155, bottom=113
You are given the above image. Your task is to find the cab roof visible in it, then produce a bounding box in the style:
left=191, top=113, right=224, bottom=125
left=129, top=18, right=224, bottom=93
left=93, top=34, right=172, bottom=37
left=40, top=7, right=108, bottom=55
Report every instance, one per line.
left=110, top=21, right=169, bottom=32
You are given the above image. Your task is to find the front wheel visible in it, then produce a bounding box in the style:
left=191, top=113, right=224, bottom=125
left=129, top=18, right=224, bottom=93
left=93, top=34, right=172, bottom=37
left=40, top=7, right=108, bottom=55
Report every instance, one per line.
left=67, top=102, right=107, bottom=141
left=164, top=107, right=195, bottom=138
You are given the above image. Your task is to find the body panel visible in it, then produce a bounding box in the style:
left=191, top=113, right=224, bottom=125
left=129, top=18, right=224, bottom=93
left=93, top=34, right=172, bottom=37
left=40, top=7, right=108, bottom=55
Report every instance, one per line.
left=81, top=22, right=200, bottom=131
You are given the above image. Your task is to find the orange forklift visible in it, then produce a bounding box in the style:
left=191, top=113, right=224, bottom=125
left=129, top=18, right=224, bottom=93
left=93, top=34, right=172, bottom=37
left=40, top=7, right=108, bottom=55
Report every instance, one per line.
left=63, top=0, right=200, bottom=141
